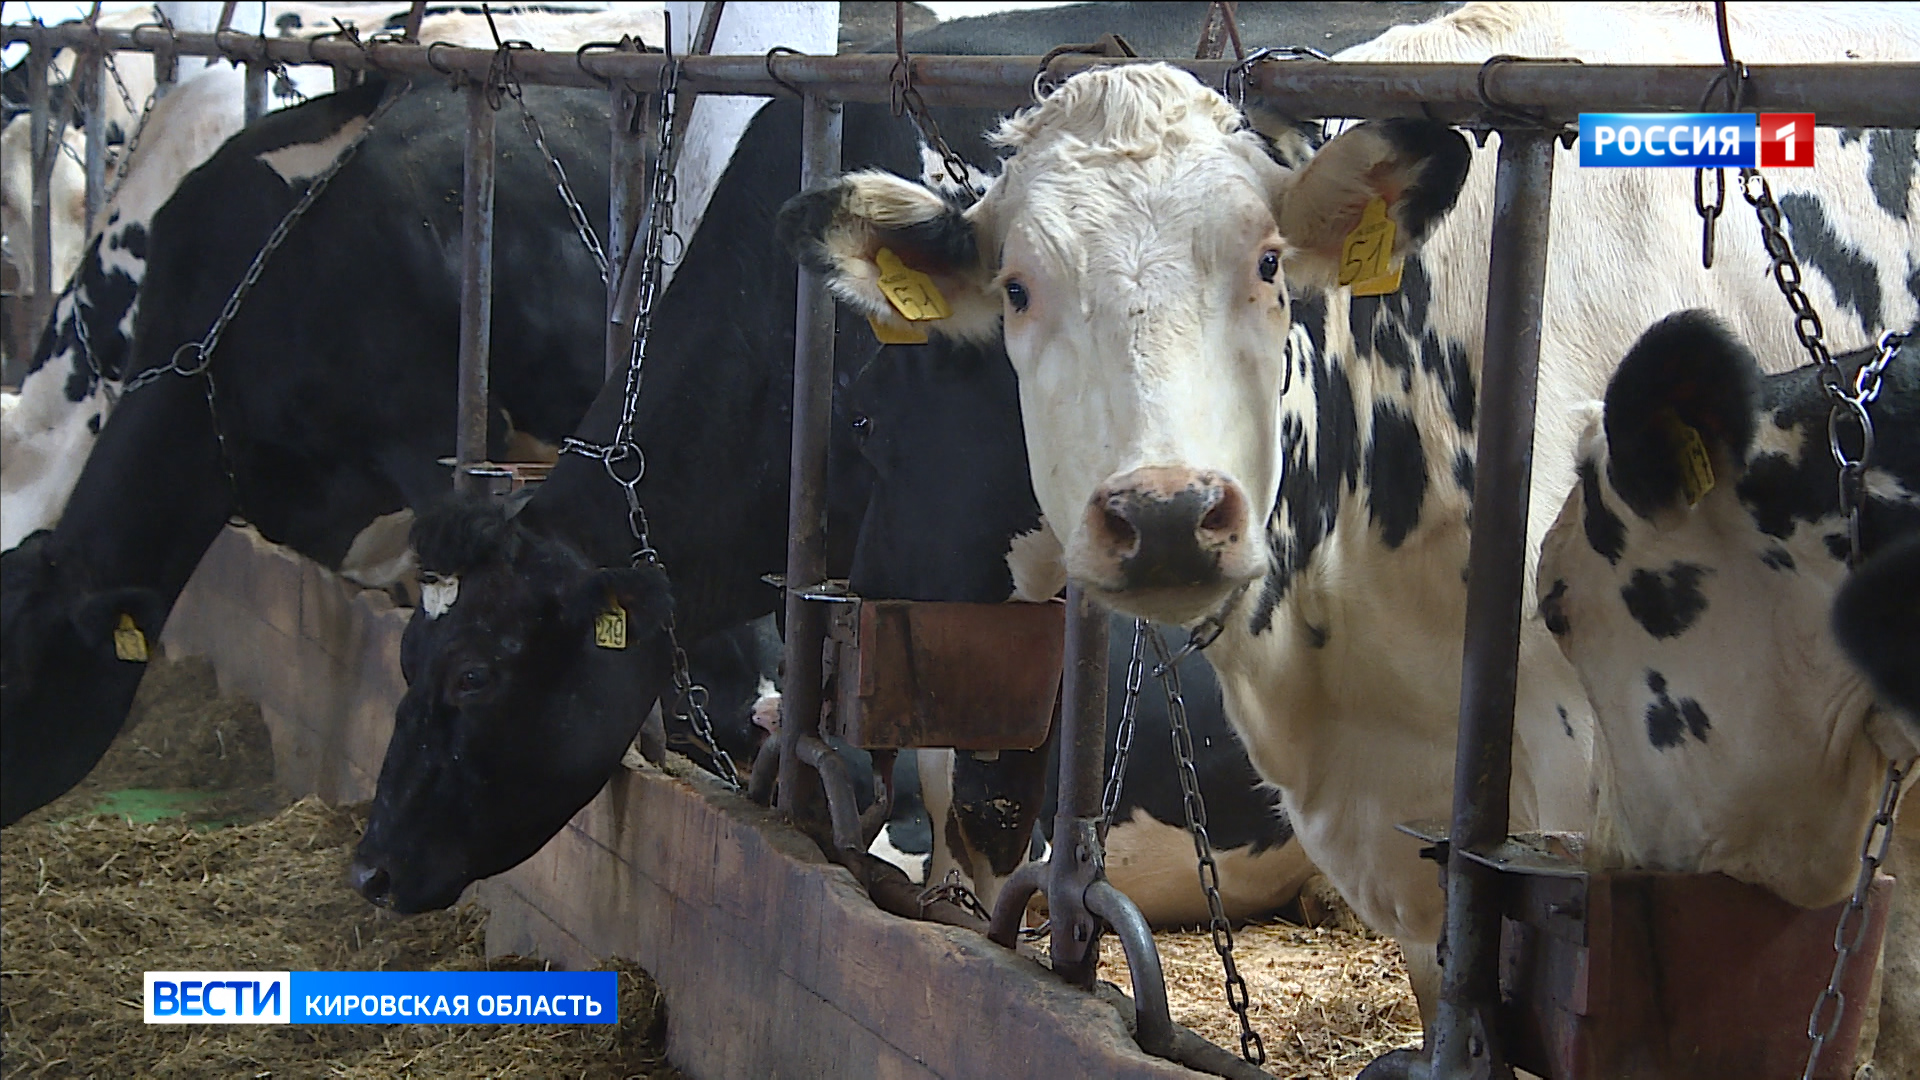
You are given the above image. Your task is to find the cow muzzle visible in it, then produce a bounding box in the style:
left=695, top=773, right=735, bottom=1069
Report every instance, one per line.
left=1076, top=467, right=1257, bottom=614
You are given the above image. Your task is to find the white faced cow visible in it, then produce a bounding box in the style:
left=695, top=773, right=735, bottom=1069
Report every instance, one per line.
left=785, top=2, right=1920, bottom=1056
left=1541, top=312, right=1919, bottom=908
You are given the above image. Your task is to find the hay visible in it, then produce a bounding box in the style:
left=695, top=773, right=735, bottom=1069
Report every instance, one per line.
left=1039, top=920, right=1422, bottom=1079
left=1, top=652, right=677, bottom=1080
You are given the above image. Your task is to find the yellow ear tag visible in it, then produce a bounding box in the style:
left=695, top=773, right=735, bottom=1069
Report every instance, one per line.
left=1349, top=259, right=1404, bottom=298
left=1660, top=412, right=1717, bottom=506
left=1339, top=196, right=1399, bottom=292
left=867, top=312, right=929, bottom=345
left=113, top=614, right=150, bottom=663
left=874, top=247, right=951, bottom=323
left=594, top=602, right=628, bottom=650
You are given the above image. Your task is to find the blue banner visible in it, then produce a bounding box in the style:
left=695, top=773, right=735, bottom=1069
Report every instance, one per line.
left=289, top=970, right=617, bottom=1024
left=1580, top=113, right=1757, bottom=167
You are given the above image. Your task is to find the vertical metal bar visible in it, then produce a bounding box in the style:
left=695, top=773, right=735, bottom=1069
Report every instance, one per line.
left=1048, top=583, right=1110, bottom=988
left=82, top=51, right=105, bottom=234
left=454, top=84, right=497, bottom=494
left=244, top=61, right=267, bottom=124
left=26, top=45, right=54, bottom=369
left=605, top=50, right=646, bottom=377
left=774, top=92, right=842, bottom=819
left=153, top=33, right=178, bottom=102
left=1430, top=128, right=1557, bottom=1080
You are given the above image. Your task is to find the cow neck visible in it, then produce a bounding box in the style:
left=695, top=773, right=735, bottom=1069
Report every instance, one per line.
left=46, top=373, right=235, bottom=607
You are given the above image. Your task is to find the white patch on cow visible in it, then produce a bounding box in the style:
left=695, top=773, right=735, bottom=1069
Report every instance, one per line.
left=338, top=509, right=418, bottom=592
left=1006, top=516, right=1067, bottom=602
left=1866, top=470, right=1920, bottom=507
left=257, top=116, right=371, bottom=187
left=1104, top=811, right=1317, bottom=927
left=868, top=827, right=928, bottom=884
left=917, top=143, right=992, bottom=197
left=421, top=576, right=460, bottom=619
left=1, top=116, right=87, bottom=289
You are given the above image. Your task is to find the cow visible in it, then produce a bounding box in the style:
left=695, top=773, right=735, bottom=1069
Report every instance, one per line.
left=844, top=338, right=1314, bottom=925
left=779, top=3, right=1920, bottom=1066
left=0, top=113, right=86, bottom=299
left=344, top=0, right=1462, bottom=914
left=1539, top=312, right=1918, bottom=905
left=3, top=64, right=249, bottom=552
left=0, top=78, right=625, bottom=827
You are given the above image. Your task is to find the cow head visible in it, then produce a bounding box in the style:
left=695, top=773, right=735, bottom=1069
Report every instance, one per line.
left=1, top=530, right=168, bottom=824
left=351, top=497, right=674, bottom=913
left=1539, top=311, right=1919, bottom=906
left=783, top=63, right=1468, bottom=625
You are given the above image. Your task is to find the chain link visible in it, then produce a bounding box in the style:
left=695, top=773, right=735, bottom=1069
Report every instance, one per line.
left=556, top=59, right=737, bottom=790
left=492, top=41, right=610, bottom=282
left=918, top=868, right=991, bottom=922
left=1145, top=627, right=1265, bottom=1065
left=1804, top=758, right=1912, bottom=1080
left=1099, top=618, right=1149, bottom=839
left=890, top=1, right=979, bottom=198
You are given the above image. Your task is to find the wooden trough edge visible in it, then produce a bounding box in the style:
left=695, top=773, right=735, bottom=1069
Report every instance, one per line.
left=160, top=524, right=1208, bottom=1080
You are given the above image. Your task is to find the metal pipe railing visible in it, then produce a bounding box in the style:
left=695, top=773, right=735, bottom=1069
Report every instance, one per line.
left=453, top=83, right=496, bottom=495
left=4, top=22, right=1918, bottom=126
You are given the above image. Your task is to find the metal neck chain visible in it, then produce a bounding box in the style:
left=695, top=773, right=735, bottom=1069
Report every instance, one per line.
left=555, top=60, right=737, bottom=791
left=1804, top=757, right=1913, bottom=1080
left=1099, top=618, right=1151, bottom=839
left=1144, top=626, right=1265, bottom=1066
left=490, top=37, right=610, bottom=282
left=98, top=43, right=156, bottom=206
left=116, top=84, right=404, bottom=509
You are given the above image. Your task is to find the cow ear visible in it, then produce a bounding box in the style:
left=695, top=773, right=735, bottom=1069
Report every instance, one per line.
left=70, top=586, right=168, bottom=655
left=1834, top=534, right=1920, bottom=728
left=1274, top=118, right=1470, bottom=290
left=566, top=564, right=675, bottom=640
left=778, top=171, right=1002, bottom=343
left=1601, top=310, right=1761, bottom=520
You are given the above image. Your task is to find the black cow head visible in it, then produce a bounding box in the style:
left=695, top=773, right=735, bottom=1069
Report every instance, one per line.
left=351, top=497, right=674, bottom=913
left=1, top=531, right=168, bottom=825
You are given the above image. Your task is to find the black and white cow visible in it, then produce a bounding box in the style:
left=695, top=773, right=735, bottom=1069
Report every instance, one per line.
left=781, top=2, right=1920, bottom=1060
left=345, top=0, right=1460, bottom=913
left=0, top=79, right=621, bottom=826
left=843, top=339, right=1314, bottom=925
left=3, top=64, right=250, bottom=551
left=1539, top=311, right=1919, bottom=906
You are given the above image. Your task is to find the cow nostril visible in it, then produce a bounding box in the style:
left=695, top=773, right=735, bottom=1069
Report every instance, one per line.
left=1103, top=505, right=1138, bottom=550
left=1200, top=500, right=1234, bottom=534
left=349, top=859, right=392, bottom=905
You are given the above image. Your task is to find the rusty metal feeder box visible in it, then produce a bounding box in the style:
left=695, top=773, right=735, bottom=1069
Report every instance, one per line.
left=1404, top=822, right=1894, bottom=1079
left=798, top=582, right=1063, bottom=751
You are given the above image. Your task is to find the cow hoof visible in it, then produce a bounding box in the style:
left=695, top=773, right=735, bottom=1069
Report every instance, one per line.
left=1356, top=1048, right=1428, bottom=1080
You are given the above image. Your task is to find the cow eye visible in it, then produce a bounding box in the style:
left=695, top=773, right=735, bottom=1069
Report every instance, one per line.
left=1259, top=250, right=1281, bottom=284
left=851, top=415, right=872, bottom=442
left=1004, top=279, right=1030, bottom=313
left=454, top=666, right=491, bottom=697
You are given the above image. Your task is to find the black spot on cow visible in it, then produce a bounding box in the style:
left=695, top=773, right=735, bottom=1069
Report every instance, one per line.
left=1645, top=670, right=1711, bottom=749
left=1372, top=320, right=1415, bottom=391
left=1374, top=118, right=1473, bottom=243
left=1620, top=562, right=1710, bottom=640
left=1779, top=193, right=1883, bottom=333
left=1826, top=532, right=1853, bottom=562
left=1868, top=129, right=1915, bottom=220
left=117, top=224, right=148, bottom=262
left=1557, top=705, right=1574, bottom=739
left=1349, top=290, right=1380, bottom=351
left=1392, top=257, right=1432, bottom=338
left=1759, top=546, right=1795, bottom=571
left=1907, top=263, right=1920, bottom=312
left=1580, top=459, right=1626, bottom=565
left=1839, top=127, right=1865, bottom=147
left=1366, top=404, right=1426, bottom=549
left=1540, top=578, right=1570, bottom=637
left=1421, top=330, right=1475, bottom=434
left=1256, top=350, right=1358, bottom=632
left=1452, top=449, right=1474, bottom=494
left=1293, top=291, right=1328, bottom=363
left=86, top=414, right=101, bottom=434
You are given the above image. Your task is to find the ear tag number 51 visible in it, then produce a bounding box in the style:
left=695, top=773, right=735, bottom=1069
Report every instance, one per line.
left=1340, top=197, right=1403, bottom=297
left=875, top=248, right=951, bottom=322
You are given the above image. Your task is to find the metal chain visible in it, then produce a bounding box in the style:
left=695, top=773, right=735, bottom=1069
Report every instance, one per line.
left=98, top=45, right=155, bottom=206
left=1147, top=627, right=1265, bottom=1065
left=492, top=39, right=610, bottom=282
left=118, top=85, right=405, bottom=508
left=556, top=59, right=737, bottom=791
left=918, top=868, right=991, bottom=923
left=891, top=0, right=979, bottom=198
left=1098, top=618, right=1150, bottom=839
left=1804, top=758, right=1912, bottom=1080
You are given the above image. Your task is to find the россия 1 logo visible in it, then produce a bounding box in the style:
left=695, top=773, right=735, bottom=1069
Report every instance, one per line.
left=1579, top=113, right=1815, bottom=167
